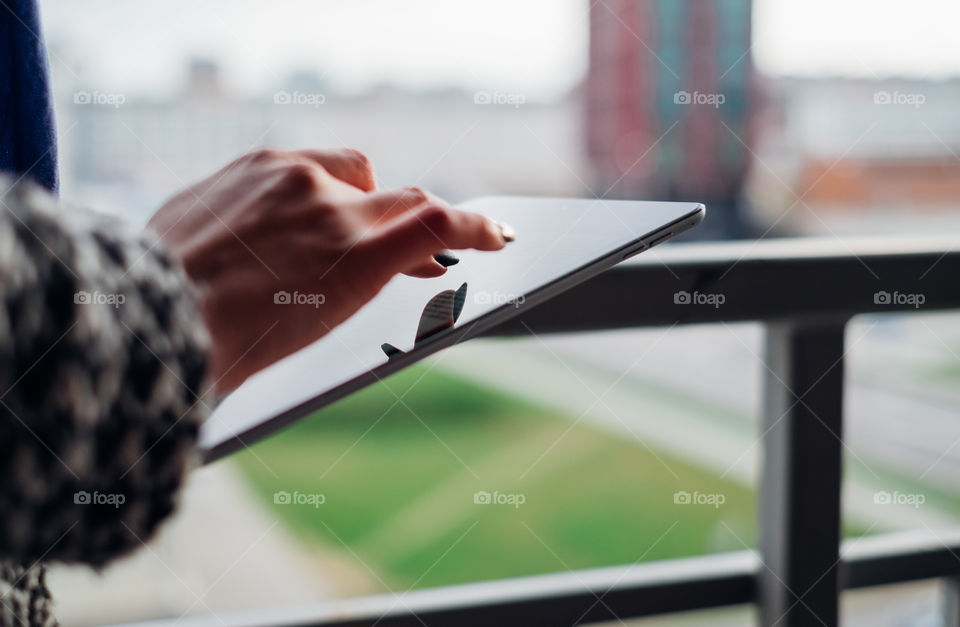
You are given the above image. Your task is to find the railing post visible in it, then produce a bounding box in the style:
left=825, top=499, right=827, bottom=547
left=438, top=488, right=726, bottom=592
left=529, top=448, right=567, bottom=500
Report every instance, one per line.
left=943, top=577, right=960, bottom=627
left=759, top=320, right=847, bottom=627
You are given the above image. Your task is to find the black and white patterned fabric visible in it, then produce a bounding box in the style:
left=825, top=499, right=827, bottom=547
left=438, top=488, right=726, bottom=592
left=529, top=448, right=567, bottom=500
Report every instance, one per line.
left=0, top=175, right=211, bottom=625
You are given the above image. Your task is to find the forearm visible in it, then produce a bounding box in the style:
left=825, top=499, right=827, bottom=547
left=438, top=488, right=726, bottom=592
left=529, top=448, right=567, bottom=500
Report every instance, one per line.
left=0, top=175, right=210, bottom=567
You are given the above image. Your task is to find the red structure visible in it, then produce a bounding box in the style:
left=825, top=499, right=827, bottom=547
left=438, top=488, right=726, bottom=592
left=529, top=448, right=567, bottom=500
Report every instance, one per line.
left=585, top=0, right=757, bottom=238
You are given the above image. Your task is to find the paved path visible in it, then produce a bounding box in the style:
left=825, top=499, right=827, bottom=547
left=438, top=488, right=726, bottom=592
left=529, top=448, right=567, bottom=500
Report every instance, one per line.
left=47, top=462, right=369, bottom=626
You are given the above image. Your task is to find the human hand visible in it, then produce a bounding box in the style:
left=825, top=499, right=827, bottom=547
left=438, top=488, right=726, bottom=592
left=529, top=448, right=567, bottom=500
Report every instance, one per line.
left=147, top=148, right=510, bottom=393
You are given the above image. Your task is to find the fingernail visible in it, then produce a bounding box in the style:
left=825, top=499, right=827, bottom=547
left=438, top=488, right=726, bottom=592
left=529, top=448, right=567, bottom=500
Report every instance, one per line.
left=433, top=251, right=460, bottom=267
left=494, top=220, right=516, bottom=243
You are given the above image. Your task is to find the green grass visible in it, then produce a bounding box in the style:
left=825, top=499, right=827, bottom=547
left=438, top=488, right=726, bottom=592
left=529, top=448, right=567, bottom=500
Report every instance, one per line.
left=233, top=364, right=757, bottom=590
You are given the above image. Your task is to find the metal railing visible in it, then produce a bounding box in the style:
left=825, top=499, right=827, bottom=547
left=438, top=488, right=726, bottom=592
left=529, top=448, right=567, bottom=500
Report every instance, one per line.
left=136, top=237, right=960, bottom=627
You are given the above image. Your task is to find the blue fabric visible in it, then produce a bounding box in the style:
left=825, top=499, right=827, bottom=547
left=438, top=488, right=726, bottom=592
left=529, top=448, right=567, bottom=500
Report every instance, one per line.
left=0, top=0, right=58, bottom=192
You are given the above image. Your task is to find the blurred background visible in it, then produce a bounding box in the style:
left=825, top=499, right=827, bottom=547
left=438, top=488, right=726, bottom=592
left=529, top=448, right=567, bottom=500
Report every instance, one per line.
left=36, top=0, right=960, bottom=625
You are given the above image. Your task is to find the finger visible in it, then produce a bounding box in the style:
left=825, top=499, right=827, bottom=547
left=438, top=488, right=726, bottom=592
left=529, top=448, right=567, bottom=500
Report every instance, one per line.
left=358, top=186, right=446, bottom=225
left=295, top=148, right=377, bottom=192
left=402, top=258, right=449, bottom=278
left=361, top=205, right=507, bottom=279
left=402, top=249, right=458, bottom=278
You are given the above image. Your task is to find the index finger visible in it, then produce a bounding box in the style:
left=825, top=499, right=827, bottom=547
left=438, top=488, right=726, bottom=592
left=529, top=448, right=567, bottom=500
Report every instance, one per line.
left=358, top=205, right=511, bottom=281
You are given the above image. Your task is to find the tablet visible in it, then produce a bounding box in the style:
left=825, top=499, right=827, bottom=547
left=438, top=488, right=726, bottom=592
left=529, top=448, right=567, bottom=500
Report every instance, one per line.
left=201, top=197, right=704, bottom=462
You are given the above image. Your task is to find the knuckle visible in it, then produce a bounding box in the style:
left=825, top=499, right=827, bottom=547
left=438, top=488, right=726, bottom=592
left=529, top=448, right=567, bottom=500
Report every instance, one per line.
left=311, top=200, right=342, bottom=223
left=417, top=205, right=453, bottom=237
left=283, top=163, right=324, bottom=192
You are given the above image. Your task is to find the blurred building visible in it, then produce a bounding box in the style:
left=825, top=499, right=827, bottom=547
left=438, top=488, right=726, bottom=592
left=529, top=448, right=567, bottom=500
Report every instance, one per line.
left=55, top=61, right=584, bottom=224
left=749, top=77, right=960, bottom=235
left=585, top=0, right=758, bottom=239
left=786, top=78, right=960, bottom=207
left=181, top=58, right=226, bottom=103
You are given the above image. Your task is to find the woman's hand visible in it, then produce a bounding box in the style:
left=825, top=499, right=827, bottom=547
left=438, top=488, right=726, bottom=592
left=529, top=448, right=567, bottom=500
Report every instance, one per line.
left=147, top=148, right=509, bottom=394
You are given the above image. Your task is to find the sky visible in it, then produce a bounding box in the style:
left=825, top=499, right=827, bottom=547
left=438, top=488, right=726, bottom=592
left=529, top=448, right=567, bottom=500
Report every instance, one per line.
left=36, top=0, right=960, bottom=100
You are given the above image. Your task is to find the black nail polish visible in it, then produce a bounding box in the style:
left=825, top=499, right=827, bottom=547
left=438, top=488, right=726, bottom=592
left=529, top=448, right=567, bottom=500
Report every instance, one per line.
left=433, top=251, right=460, bottom=267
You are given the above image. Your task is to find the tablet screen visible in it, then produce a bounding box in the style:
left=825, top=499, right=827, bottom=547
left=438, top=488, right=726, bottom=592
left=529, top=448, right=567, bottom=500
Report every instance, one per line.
left=202, top=196, right=703, bottom=460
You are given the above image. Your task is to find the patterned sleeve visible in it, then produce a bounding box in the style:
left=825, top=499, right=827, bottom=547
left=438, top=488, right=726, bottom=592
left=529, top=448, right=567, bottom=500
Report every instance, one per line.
left=0, top=174, right=211, bottom=573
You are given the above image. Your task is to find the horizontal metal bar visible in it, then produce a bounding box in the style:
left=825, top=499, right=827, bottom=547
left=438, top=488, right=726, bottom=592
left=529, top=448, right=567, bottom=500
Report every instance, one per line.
left=115, top=552, right=757, bottom=627
left=116, top=530, right=960, bottom=627
left=481, top=236, right=960, bottom=335
left=843, top=529, right=960, bottom=589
